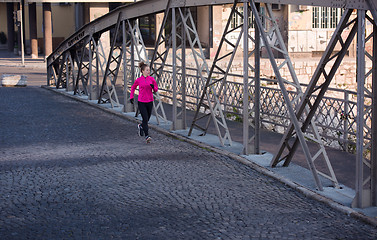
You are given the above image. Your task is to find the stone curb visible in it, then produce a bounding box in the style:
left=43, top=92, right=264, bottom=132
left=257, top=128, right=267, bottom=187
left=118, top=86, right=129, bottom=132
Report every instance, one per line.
left=41, top=85, right=377, bottom=228
left=0, top=63, right=46, bottom=69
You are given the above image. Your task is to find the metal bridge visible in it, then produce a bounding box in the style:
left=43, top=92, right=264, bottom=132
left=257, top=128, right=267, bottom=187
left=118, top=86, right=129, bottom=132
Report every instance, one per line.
left=46, top=0, right=377, bottom=208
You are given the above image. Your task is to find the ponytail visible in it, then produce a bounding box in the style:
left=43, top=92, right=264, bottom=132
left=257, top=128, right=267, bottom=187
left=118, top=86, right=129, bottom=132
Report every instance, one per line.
left=139, top=61, right=148, bottom=72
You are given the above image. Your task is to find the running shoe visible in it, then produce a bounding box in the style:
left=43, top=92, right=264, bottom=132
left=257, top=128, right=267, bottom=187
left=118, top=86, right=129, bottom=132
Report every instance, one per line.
left=146, top=136, right=152, bottom=143
left=138, top=124, right=144, bottom=136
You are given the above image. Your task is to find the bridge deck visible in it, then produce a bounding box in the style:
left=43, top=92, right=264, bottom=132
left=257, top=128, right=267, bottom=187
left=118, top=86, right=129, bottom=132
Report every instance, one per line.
left=2, top=50, right=377, bottom=223
left=2, top=59, right=377, bottom=237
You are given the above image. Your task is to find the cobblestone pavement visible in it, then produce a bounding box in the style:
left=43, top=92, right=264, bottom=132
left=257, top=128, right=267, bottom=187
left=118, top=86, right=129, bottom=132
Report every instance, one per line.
left=1, top=86, right=377, bottom=240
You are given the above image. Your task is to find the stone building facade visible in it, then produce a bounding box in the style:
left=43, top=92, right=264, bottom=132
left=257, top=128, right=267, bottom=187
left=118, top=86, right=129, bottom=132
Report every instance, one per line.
left=0, top=1, right=373, bottom=94
left=0, top=0, right=133, bottom=58
left=211, top=4, right=372, bottom=95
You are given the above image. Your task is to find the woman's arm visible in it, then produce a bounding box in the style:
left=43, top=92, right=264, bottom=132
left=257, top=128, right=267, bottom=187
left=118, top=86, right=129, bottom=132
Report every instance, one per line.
left=130, top=79, right=139, bottom=99
left=151, top=77, right=158, bottom=92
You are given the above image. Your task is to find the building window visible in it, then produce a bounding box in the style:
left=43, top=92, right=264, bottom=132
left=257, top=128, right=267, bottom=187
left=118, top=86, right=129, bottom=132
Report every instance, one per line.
left=139, top=14, right=156, bottom=47
left=166, top=7, right=206, bottom=48
left=231, top=6, right=265, bottom=29
left=312, top=7, right=343, bottom=29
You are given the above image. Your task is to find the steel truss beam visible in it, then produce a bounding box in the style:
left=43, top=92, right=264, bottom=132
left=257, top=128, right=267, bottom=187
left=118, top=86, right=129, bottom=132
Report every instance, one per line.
left=47, top=0, right=373, bottom=69
left=253, top=3, right=261, bottom=155
left=241, top=0, right=262, bottom=154
left=150, top=16, right=170, bottom=78
left=366, top=0, right=377, bottom=25
left=270, top=8, right=357, bottom=189
left=55, top=47, right=79, bottom=93
left=353, top=9, right=377, bottom=208
left=186, top=11, right=233, bottom=146
left=54, top=49, right=79, bottom=93
left=150, top=0, right=173, bottom=86
left=241, top=0, right=259, bottom=154
left=47, top=62, right=56, bottom=87
left=57, top=51, right=77, bottom=91
left=122, top=20, right=134, bottom=113
left=87, top=36, right=106, bottom=100
left=250, top=0, right=340, bottom=190
left=70, top=36, right=102, bottom=99
left=170, top=7, right=187, bottom=130
left=65, top=51, right=77, bottom=92
left=150, top=0, right=232, bottom=141
left=98, top=13, right=123, bottom=108
left=126, top=18, right=168, bottom=124
left=268, top=5, right=376, bottom=203
left=372, top=18, right=377, bottom=207
left=44, top=0, right=377, bottom=207
left=74, top=36, right=92, bottom=96
left=188, top=0, right=260, bottom=152
left=56, top=52, right=68, bottom=89
left=149, top=0, right=181, bottom=126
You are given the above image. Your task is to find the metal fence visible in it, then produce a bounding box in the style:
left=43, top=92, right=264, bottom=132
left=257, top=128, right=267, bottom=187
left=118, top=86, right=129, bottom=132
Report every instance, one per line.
left=125, top=62, right=371, bottom=154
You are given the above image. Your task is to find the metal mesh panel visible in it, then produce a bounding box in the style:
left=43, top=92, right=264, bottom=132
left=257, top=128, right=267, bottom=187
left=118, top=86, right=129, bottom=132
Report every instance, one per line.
left=149, top=63, right=372, bottom=154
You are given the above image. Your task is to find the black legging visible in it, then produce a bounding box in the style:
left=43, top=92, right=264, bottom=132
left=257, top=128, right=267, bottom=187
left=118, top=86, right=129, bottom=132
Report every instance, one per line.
left=138, top=101, right=153, bottom=136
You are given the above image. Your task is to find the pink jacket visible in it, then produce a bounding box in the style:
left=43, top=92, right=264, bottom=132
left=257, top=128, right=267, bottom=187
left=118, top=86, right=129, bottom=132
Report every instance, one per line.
left=130, top=75, right=158, bottom=103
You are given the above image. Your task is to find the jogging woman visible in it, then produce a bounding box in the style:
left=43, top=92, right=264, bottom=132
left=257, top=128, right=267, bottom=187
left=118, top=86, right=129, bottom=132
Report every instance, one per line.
left=130, top=62, right=158, bottom=143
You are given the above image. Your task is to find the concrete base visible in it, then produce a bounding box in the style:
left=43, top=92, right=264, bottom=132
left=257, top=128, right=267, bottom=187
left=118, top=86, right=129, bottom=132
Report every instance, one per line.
left=1, top=74, right=27, bottom=87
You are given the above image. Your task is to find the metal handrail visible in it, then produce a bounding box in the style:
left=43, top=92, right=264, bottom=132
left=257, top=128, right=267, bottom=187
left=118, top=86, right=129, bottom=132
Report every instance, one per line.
left=123, top=62, right=371, bottom=153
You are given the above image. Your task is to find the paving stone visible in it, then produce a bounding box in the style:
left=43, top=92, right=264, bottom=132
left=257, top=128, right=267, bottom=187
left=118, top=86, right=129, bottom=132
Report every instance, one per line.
left=0, top=87, right=377, bottom=239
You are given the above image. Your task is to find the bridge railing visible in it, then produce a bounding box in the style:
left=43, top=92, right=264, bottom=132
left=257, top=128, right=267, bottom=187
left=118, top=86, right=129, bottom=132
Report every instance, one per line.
left=46, top=0, right=376, bottom=207
left=123, top=61, right=370, bottom=154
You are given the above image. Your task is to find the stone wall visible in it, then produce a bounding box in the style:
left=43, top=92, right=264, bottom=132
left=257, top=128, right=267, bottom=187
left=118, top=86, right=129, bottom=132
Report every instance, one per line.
left=258, top=57, right=372, bottom=98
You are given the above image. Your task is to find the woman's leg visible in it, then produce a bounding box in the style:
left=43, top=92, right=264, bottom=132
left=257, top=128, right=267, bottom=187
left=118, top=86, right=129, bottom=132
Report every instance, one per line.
left=146, top=101, right=153, bottom=121
left=138, top=102, right=149, bottom=136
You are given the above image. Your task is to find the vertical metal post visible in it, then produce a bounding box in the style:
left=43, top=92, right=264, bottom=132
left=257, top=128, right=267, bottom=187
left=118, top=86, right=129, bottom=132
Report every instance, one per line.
left=68, top=52, right=75, bottom=92
left=181, top=13, right=187, bottom=129
left=123, top=20, right=132, bottom=112
left=250, top=0, right=323, bottom=190
left=97, top=13, right=123, bottom=107
left=344, top=91, right=349, bottom=151
left=270, top=9, right=355, bottom=169
left=131, top=22, right=136, bottom=112
left=170, top=7, right=186, bottom=130
left=88, top=40, right=93, bottom=100
left=185, top=5, right=232, bottom=146
left=65, top=53, right=70, bottom=90
left=372, top=22, right=377, bottom=206
left=56, top=53, right=67, bottom=89
left=172, top=8, right=178, bottom=130
left=243, top=0, right=250, bottom=154
left=74, top=37, right=91, bottom=95
left=122, top=20, right=127, bottom=111
left=96, top=42, right=100, bottom=98
left=355, top=9, right=366, bottom=208
left=254, top=2, right=261, bottom=154
left=47, top=65, right=51, bottom=86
